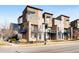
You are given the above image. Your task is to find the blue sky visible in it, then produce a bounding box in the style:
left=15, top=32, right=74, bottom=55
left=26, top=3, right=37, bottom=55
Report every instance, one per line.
left=33, top=5, right=79, bottom=21
left=0, top=5, right=79, bottom=28
left=0, top=5, right=26, bottom=28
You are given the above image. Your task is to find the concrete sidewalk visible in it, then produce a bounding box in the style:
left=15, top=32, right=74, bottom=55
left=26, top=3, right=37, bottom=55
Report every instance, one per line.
left=0, top=40, right=79, bottom=48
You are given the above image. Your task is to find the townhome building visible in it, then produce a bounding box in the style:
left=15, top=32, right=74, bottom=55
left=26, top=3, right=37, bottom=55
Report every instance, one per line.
left=18, top=5, right=44, bottom=43
left=18, top=5, right=71, bottom=43
left=42, top=12, right=54, bottom=40
left=52, top=18, right=64, bottom=40
left=53, top=15, right=70, bottom=40
left=70, top=19, right=79, bottom=40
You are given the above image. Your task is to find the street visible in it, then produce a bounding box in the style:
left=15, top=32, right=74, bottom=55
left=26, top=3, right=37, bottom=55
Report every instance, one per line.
left=0, top=40, right=79, bottom=53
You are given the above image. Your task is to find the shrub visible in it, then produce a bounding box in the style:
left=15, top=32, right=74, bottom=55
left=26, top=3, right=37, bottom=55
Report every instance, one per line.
left=10, top=38, right=16, bottom=43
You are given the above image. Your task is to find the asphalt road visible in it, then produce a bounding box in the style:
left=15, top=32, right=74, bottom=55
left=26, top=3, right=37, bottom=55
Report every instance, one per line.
left=0, top=41, right=79, bottom=53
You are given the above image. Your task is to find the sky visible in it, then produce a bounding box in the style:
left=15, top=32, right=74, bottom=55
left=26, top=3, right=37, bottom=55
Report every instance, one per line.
left=0, top=5, right=79, bottom=28
left=0, top=5, right=26, bottom=28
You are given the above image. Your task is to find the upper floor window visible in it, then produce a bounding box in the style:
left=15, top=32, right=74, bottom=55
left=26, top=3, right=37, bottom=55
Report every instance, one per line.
left=46, top=16, right=50, bottom=18
left=27, top=11, right=36, bottom=19
left=77, top=24, right=79, bottom=28
left=66, top=19, right=69, bottom=21
left=46, top=16, right=50, bottom=23
left=31, top=25, right=38, bottom=32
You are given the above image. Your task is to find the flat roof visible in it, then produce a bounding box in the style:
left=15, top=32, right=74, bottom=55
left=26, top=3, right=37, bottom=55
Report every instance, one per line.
left=27, top=5, right=43, bottom=11
left=71, top=19, right=79, bottom=23
left=57, top=15, right=70, bottom=18
left=43, top=12, right=53, bottom=15
left=23, top=5, right=43, bottom=13
left=75, top=19, right=79, bottom=21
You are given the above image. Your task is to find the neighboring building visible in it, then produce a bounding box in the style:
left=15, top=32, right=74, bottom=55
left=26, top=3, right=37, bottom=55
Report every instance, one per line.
left=70, top=19, right=79, bottom=39
left=54, top=15, right=70, bottom=40
left=53, top=18, right=64, bottom=40
left=43, top=12, right=55, bottom=40
left=18, top=5, right=44, bottom=43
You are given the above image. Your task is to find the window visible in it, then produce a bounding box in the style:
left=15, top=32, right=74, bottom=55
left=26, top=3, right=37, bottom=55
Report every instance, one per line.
left=31, top=32, right=38, bottom=39
left=46, top=18, right=50, bottom=23
left=46, top=16, right=50, bottom=18
left=31, top=25, right=38, bottom=32
left=77, top=20, right=79, bottom=28
left=57, top=27, right=59, bottom=31
left=66, top=19, right=69, bottom=21
left=31, top=32, right=37, bottom=39
left=46, top=16, right=50, bottom=23
left=27, top=11, right=36, bottom=20
left=31, top=25, right=38, bottom=39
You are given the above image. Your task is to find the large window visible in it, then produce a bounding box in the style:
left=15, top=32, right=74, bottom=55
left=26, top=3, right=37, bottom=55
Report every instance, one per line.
left=46, top=16, right=50, bottom=23
left=31, top=25, right=38, bottom=39
left=27, top=11, right=36, bottom=20
left=66, top=19, right=69, bottom=21
left=31, top=25, right=38, bottom=32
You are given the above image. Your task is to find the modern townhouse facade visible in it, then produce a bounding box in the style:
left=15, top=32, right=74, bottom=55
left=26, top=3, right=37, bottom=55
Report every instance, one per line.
left=17, top=5, right=72, bottom=43
left=53, top=18, right=64, bottom=40
left=42, top=12, right=55, bottom=40
left=55, top=15, right=70, bottom=40
left=70, top=19, right=79, bottom=40
left=18, top=5, right=45, bottom=43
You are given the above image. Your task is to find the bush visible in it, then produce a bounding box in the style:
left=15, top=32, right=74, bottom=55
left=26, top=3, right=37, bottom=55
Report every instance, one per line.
left=10, top=38, right=16, bottom=43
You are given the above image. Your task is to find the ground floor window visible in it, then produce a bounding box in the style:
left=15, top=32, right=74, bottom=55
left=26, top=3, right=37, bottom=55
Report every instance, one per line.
left=31, top=32, right=38, bottom=39
left=31, top=24, right=38, bottom=39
